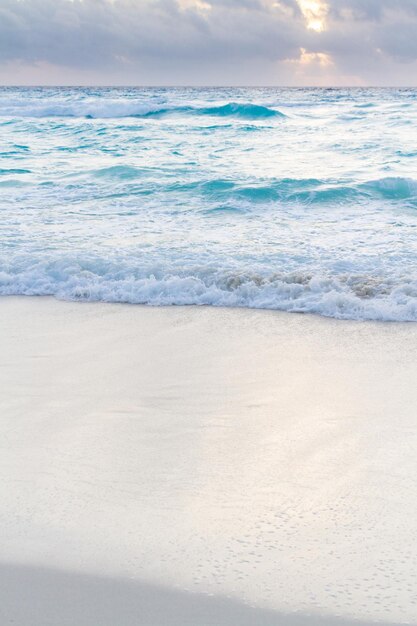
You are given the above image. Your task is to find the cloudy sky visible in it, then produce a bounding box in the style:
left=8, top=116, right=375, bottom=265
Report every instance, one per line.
left=0, top=0, right=417, bottom=86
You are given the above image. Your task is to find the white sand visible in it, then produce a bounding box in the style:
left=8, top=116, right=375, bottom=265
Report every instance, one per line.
left=1, top=297, right=417, bottom=626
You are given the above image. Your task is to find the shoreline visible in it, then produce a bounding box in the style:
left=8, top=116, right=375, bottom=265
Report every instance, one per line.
left=1, top=296, right=417, bottom=625
left=2, top=292, right=417, bottom=325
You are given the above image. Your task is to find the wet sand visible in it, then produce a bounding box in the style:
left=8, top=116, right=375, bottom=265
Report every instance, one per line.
left=1, top=297, right=416, bottom=625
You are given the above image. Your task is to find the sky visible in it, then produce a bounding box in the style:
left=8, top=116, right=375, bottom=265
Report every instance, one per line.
left=0, top=0, right=417, bottom=86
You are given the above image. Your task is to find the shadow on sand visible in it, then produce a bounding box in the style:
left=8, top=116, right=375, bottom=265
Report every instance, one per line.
left=0, top=562, right=408, bottom=626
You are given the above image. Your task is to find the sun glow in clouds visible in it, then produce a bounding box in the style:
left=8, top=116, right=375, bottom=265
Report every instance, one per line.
left=297, top=0, right=328, bottom=32
left=179, top=0, right=212, bottom=12
left=299, top=47, right=333, bottom=66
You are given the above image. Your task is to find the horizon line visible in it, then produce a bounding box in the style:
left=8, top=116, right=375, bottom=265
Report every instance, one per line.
left=1, top=84, right=417, bottom=89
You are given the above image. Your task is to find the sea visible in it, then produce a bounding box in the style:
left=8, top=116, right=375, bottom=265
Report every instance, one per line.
left=1, top=86, right=417, bottom=321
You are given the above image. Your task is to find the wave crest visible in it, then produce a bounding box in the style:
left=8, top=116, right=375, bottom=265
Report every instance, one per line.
left=197, top=102, right=284, bottom=119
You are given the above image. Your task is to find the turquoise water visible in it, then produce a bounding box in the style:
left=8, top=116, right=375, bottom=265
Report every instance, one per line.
left=1, top=86, right=417, bottom=320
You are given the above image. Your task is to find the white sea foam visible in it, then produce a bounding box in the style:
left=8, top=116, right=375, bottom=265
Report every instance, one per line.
left=1, top=259, right=417, bottom=321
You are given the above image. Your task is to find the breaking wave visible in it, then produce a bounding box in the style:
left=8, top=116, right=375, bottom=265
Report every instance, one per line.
left=1, top=259, right=417, bottom=321
left=0, top=97, right=284, bottom=120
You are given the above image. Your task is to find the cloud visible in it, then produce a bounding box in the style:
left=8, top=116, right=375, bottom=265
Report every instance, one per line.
left=0, top=0, right=416, bottom=85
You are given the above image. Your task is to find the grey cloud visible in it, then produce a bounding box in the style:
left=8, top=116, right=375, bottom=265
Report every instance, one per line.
left=0, top=0, right=416, bottom=85
left=321, top=1, right=417, bottom=67
left=378, top=21, right=417, bottom=62
left=329, top=0, right=417, bottom=21
left=0, top=0, right=305, bottom=67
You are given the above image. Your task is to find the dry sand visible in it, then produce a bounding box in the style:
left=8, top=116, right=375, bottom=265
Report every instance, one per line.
left=1, top=297, right=417, bottom=625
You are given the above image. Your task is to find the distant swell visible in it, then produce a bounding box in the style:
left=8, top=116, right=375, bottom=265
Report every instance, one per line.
left=1, top=260, right=417, bottom=321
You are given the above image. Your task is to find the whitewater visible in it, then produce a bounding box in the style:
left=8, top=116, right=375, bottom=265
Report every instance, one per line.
left=1, top=86, right=417, bottom=321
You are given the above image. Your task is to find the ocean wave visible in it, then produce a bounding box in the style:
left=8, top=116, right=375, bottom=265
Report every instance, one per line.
left=1, top=259, right=417, bottom=321
left=91, top=165, right=145, bottom=180
left=0, top=97, right=284, bottom=120
left=284, top=177, right=417, bottom=204
left=360, top=177, right=417, bottom=200
left=353, top=103, right=376, bottom=109
left=0, top=168, right=31, bottom=175
left=167, top=176, right=417, bottom=205
left=4, top=167, right=415, bottom=206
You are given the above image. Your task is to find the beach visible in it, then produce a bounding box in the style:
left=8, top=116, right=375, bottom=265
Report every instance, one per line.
left=1, top=296, right=416, bottom=625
